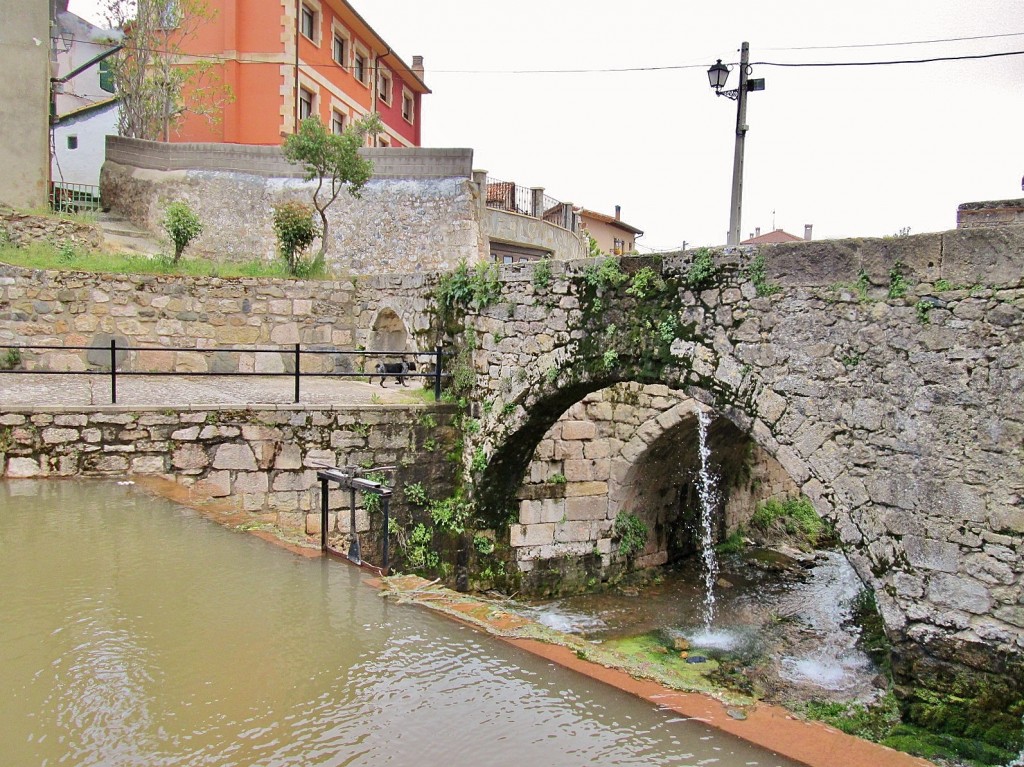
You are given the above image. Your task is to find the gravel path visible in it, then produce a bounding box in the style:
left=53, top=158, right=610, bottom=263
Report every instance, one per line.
left=0, top=373, right=432, bottom=409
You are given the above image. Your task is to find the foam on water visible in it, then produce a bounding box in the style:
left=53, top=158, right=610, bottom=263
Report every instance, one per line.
left=687, top=628, right=743, bottom=652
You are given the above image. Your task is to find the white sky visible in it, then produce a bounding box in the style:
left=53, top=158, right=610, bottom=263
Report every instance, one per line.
left=69, top=0, right=1024, bottom=250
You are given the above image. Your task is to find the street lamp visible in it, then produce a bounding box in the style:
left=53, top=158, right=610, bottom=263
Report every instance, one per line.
left=708, top=43, right=765, bottom=247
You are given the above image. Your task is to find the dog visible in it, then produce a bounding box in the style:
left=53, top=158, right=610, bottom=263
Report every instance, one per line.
left=372, top=360, right=416, bottom=387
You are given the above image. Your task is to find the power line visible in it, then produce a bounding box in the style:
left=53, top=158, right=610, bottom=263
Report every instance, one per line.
left=754, top=49, right=1024, bottom=68
left=429, top=49, right=1024, bottom=75
left=765, top=31, right=1024, bottom=51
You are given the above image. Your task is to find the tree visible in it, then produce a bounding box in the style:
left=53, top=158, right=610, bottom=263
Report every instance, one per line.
left=282, top=113, right=382, bottom=261
left=162, top=201, right=203, bottom=262
left=102, top=0, right=231, bottom=140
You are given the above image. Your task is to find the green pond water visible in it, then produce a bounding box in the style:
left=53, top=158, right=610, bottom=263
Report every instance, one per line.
left=0, top=479, right=802, bottom=767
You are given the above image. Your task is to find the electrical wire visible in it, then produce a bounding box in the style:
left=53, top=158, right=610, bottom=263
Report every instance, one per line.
left=764, top=31, right=1024, bottom=51
left=754, top=49, right=1024, bottom=68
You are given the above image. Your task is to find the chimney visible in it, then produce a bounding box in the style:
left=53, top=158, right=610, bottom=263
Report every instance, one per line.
left=804, top=224, right=813, bottom=241
left=412, top=55, right=425, bottom=79
left=615, top=204, right=621, bottom=220
left=755, top=226, right=761, bottom=237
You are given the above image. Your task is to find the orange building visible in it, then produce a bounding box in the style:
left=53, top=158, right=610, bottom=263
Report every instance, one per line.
left=174, top=0, right=429, bottom=147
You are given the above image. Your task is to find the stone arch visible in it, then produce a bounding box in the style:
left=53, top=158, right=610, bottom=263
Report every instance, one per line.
left=369, top=307, right=410, bottom=353
left=504, top=379, right=811, bottom=592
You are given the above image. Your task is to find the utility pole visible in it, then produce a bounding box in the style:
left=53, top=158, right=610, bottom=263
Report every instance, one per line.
left=707, top=43, right=764, bottom=248
left=727, top=42, right=750, bottom=248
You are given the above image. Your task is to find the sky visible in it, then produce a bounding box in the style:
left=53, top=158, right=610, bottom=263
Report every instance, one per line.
left=68, top=0, right=1024, bottom=250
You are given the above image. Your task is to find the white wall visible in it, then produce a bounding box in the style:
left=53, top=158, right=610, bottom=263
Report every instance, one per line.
left=51, top=104, right=119, bottom=188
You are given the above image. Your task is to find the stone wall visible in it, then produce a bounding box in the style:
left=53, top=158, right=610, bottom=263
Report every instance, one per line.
left=957, top=198, right=1024, bottom=229
left=101, top=161, right=484, bottom=271
left=0, top=265, right=442, bottom=375
left=1, top=208, right=102, bottom=250
left=0, top=403, right=458, bottom=546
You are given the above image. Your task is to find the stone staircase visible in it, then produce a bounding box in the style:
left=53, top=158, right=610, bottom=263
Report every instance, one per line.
left=93, top=212, right=164, bottom=257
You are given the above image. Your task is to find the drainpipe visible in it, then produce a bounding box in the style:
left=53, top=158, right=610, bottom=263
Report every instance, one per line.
left=371, top=47, right=391, bottom=147
left=293, top=0, right=299, bottom=132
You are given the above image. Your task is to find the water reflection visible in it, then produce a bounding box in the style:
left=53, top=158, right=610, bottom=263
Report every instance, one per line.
left=0, top=479, right=799, bottom=767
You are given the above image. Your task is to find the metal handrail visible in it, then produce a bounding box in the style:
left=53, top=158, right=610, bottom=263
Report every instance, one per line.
left=0, top=341, right=446, bottom=404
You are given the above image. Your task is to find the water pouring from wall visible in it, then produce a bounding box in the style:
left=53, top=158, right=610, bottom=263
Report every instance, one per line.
left=696, top=408, right=721, bottom=633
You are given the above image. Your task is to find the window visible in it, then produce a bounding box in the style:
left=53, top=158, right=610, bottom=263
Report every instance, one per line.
left=298, top=87, right=313, bottom=120
left=300, top=5, right=315, bottom=40
left=331, top=110, right=345, bottom=135
left=377, top=68, right=392, bottom=105
left=332, top=34, right=346, bottom=66
left=379, top=137, right=389, bottom=148
left=402, top=90, right=414, bottom=123
left=353, top=48, right=367, bottom=84
left=99, top=59, right=114, bottom=93
left=67, top=135, right=78, bottom=150
left=613, top=238, right=624, bottom=255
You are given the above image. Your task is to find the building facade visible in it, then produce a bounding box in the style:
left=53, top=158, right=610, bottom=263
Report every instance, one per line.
left=174, top=0, right=429, bottom=147
left=0, top=2, right=51, bottom=209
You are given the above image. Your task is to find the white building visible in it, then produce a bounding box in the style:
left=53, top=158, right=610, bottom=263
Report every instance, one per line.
left=50, top=2, right=120, bottom=194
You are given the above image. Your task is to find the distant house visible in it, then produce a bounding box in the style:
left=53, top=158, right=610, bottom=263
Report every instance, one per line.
left=740, top=225, right=813, bottom=245
left=579, top=206, right=644, bottom=255
left=50, top=4, right=122, bottom=196
left=171, top=0, right=430, bottom=147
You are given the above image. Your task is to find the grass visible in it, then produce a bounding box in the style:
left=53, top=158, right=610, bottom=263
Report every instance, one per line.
left=0, top=240, right=323, bottom=280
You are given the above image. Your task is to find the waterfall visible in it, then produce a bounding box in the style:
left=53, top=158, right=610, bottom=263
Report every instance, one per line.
left=696, top=409, right=721, bottom=631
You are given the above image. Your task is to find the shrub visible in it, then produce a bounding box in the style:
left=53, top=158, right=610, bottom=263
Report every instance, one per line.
left=614, top=511, right=648, bottom=559
left=272, top=201, right=321, bottom=275
left=161, top=201, right=203, bottom=263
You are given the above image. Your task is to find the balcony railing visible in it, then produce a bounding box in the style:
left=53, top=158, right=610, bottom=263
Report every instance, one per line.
left=484, top=176, right=577, bottom=232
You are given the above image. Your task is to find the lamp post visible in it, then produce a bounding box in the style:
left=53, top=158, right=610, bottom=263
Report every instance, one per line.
left=708, top=42, right=764, bottom=247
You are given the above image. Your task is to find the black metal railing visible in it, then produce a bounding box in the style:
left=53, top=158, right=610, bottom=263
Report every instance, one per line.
left=484, top=176, right=576, bottom=232
left=0, top=341, right=445, bottom=405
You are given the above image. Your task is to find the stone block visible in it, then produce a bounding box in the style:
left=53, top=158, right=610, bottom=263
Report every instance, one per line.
left=199, top=425, right=241, bottom=440
left=273, top=470, right=316, bottom=491
left=195, top=470, right=232, bottom=497
left=53, top=414, right=88, bottom=427
left=6, top=457, right=40, bottom=477
left=565, top=495, right=607, bottom=521
left=926, top=573, right=992, bottom=614
left=41, top=427, right=79, bottom=444
left=554, top=521, right=592, bottom=544
left=561, top=420, right=596, bottom=440
left=131, top=455, right=165, bottom=474
left=274, top=444, right=303, bottom=470
left=904, top=535, right=960, bottom=573
left=172, top=443, right=209, bottom=470
left=234, top=471, right=270, bottom=494
left=171, top=426, right=201, bottom=440
left=212, top=444, right=257, bottom=471
left=511, top=523, right=555, bottom=547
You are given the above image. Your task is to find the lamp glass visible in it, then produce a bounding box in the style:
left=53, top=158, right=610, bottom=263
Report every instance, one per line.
left=707, top=59, right=730, bottom=90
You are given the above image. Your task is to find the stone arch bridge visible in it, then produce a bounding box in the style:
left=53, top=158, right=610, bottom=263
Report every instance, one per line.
left=370, top=227, right=1024, bottom=716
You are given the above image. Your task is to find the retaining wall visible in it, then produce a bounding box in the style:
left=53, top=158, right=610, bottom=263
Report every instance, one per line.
left=0, top=404, right=458, bottom=542
left=0, top=265, right=441, bottom=375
